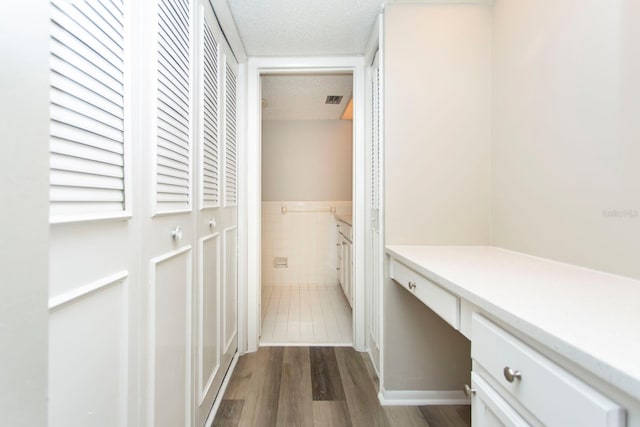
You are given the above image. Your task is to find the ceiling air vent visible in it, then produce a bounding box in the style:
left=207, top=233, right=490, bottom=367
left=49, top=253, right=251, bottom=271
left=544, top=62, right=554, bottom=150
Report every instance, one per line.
left=325, top=95, right=343, bottom=105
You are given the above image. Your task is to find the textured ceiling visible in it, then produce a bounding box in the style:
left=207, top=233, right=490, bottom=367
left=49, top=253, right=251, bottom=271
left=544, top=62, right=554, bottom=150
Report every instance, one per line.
left=261, top=74, right=353, bottom=121
left=226, top=0, right=383, bottom=56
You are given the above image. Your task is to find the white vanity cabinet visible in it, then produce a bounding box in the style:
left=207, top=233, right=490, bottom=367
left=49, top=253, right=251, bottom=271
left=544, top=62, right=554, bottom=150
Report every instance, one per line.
left=385, top=246, right=640, bottom=427
left=470, top=314, right=625, bottom=427
left=337, top=218, right=352, bottom=306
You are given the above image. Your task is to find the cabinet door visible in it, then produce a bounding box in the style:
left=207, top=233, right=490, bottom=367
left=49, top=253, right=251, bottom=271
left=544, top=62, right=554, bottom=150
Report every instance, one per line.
left=48, top=1, right=138, bottom=425
left=345, top=240, right=353, bottom=307
left=471, top=372, right=530, bottom=427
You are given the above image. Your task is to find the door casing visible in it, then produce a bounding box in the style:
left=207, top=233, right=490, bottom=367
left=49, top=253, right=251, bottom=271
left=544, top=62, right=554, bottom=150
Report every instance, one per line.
left=243, top=56, right=367, bottom=352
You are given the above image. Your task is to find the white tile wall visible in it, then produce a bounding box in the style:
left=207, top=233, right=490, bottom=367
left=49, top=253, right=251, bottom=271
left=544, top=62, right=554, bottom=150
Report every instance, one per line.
left=261, top=201, right=352, bottom=286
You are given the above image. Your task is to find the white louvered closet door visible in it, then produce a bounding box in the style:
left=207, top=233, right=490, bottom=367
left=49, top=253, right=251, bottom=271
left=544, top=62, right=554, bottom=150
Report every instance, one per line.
left=48, top=0, right=139, bottom=426
left=140, top=0, right=197, bottom=425
left=369, top=51, right=382, bottom=352
left=219, top=23, right=239, bottom=400
left=193, top=1, right=235, bottom=425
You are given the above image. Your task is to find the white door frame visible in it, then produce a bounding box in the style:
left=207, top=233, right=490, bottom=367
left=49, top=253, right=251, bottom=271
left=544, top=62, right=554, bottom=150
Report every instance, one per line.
left=243, top=56, right=367, bottom=352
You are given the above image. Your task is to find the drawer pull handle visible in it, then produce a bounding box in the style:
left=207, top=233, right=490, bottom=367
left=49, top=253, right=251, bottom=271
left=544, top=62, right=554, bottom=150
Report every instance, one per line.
left=463, top=384, right=476, bottom=398
left=408, top=281, right=416, bottom=290
left=503, top=366, right=522, bottom=383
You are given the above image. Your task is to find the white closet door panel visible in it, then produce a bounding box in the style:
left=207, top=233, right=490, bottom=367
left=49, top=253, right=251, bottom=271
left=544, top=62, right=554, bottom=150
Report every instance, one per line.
left=198, top=234, right=221, bottom=403
left=49, top=276, right=128, bottom=427
left=151, top=249, right=192, bottom=427
left=223, top=226, right=237, bottom=352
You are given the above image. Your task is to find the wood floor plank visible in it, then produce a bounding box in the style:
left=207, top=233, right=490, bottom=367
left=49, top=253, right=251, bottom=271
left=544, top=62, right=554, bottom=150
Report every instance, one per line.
left=276, top=347, right=314, bottom=427
left=312, top=401, right=353, bottom=427
left=223, top=351, right=257, bottom=400
left=419, top=405, right=471, bottom=427
left=237, top=347, right=284, bottom=427
left=384, top=406, right=431, bottom=427
left=211, top=400, right=244, bottom=427
left=360, top=352, right=380, bottom=389
left=310, top=347, right=346, bottom=401
left=455, top=405, right=471, bottom=427
left=334, top=347, right=390, bottom=427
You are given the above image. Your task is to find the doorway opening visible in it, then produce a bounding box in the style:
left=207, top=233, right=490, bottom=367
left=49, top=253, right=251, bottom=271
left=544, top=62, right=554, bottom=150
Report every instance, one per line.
left=259, top=72, right=354, bottom=346
left=244, top=57, right=366, bottom=353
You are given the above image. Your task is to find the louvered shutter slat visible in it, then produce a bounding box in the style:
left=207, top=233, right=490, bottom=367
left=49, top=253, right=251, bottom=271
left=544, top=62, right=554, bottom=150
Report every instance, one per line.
left=50, top=56, right=122, bottom=105
left=51, top=121, right=123, bottom=155
left=157, top=166, right=188, bottom=181
left=49, top=0, right=126, bottom=221
left=51, top=73, right=122, bottom=118
left=51, top=138, right=123, bottom=166
left=51, top=153, right=124, bottom=178
left=101, top=0, right=124, bottom=21
left=155, top=0, right=191, bottom=213
left=51, top=186, right=124, bottom=202
left=84, top=2, right=123, bottom=44
left=51, top=88, right=123, bottom=131
left=158, top=108, right=189, bottom=138
left=51, top=169, right=124, bottom=190
left=51, top=104, right=123, bottom=142
left=199, top=19, right=220, bottom=208
left=158, top=145, right=189, bottom=165
left=50, top=22, right=122, bottom=85
left=53, top=2, right=123, bottom=58
left=224, top=63, right=237, bottom=207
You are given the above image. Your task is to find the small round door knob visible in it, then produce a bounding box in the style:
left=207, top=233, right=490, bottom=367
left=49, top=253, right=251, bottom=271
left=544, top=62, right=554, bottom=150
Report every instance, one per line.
left=172, top=226, right=183, bottom=240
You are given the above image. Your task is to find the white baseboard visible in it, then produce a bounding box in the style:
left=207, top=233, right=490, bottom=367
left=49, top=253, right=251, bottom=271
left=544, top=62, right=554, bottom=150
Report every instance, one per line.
left=205, top=352, right=240, bottom=427
left=378, top=387, right=470, bottom=406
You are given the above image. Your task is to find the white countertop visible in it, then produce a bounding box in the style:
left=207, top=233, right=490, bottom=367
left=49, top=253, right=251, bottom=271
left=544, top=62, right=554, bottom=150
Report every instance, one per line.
left=385, top=245, right=640, bottom=401
left=335, top=214, right=352, bottom=225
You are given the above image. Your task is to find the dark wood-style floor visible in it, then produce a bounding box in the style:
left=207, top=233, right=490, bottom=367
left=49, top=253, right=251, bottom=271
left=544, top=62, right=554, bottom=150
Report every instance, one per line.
left=212, top=347, right=471, bottom=427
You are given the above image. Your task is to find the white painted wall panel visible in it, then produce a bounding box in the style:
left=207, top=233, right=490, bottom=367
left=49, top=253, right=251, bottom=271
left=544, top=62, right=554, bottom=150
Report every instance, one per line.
left=0, top=2, right=49, bottom=424
left=262, top=120, right=353, bottom=202
left=384, top=4, right=492, bottom=246
left=491, top=0, right=640, bottom=280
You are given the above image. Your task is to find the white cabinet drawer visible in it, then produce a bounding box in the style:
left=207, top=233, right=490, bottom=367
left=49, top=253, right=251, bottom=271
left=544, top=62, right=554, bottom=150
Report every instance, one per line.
left=390, top=259, right=460, bottom=329
left=471, top=372, right=530, bottom=427
left=472, top=314, right=625, bottom=427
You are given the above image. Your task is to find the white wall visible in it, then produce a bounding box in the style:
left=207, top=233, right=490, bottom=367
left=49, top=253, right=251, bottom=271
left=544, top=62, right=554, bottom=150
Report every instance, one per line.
left=0, top=2, right=49, bottom=425
left=491, top=0, right=640, bottom=280
left=383, top=3, right=492, bottom=393
left=384, top=4, right=492, bottom=246
left=262, top=120, right=353, bottom=202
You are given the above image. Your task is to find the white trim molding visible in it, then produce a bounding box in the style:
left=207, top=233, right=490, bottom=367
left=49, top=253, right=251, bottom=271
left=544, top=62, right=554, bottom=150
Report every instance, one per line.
left=378, top=387, right=470, bottom=406
left=244, top=56, right=367, bottom=353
